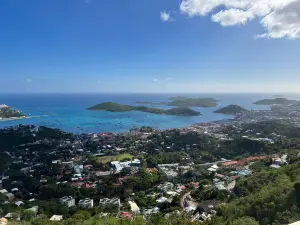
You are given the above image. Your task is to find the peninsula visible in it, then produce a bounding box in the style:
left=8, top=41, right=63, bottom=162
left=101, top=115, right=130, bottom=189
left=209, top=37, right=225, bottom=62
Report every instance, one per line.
left=214, top=104, right=249, bottom=115
left=87, top=102, right=201, bottom=116
left=0, top=104, right=25, bottom=120
left=254, top=98, right=298, bottom=105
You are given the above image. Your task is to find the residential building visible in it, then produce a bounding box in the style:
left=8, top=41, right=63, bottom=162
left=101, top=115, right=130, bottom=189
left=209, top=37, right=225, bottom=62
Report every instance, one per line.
left=78, top=198, right=94, bottom=209
left=128, top=201, right=140, bottom=214
left=49, top=215, right=63, bottom=221
left=0, top=189, right=8, bottom=194
left=0, top=217, right=8, bottom=225
left=157, top=182, right=174, bottom=192
left=60, top=196, right=75, bottom=207
left=99, top=197, right=120, bottom=207
left=5, top=193, right=14, bottom=201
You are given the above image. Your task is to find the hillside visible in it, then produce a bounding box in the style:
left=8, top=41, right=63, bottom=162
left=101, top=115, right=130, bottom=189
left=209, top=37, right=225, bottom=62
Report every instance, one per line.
left=211, top=160, right=300, bottom=225
left=214, top=104, right=248, bottom=115
left=254, top=98, right=298, bottom=105
left=87, top=102, right=201, bottom=116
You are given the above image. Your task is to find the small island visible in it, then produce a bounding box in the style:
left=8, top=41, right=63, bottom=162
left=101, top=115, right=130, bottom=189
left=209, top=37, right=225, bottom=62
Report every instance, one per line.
left=214, top=104, right=248, bottom=115
left=134, top=97, right=220, bottom=107
left=87, top=102, right=201, bottom=116
left=135, top=101, right=166, bottom=105
left=254, top=98, right=298, bottom=105
left=0, top=104, right=25, bottom=120
left=168, top=97, right=219, bottom=107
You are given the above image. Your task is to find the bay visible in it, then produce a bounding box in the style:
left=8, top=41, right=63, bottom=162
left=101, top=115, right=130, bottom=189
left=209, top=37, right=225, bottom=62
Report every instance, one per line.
left=0, top=93, right=274, bottom=133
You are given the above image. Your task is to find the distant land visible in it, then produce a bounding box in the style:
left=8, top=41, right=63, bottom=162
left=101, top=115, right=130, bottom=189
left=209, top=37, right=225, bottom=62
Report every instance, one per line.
left=167, top=97, right=219, bottom=107
left=87, top=102, right=201, bottom=116
left=135, top=101, right=166, bottom=105
left=136, top=97, right=219, bottom=108
left=254, top=98, right=299, bottom=105
left=214, top=104, right=249, bottom=115
left=0, top=104, right=25, bottom=120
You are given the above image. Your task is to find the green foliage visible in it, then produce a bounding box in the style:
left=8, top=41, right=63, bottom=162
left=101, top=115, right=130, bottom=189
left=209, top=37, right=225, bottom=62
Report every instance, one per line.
left=214, top=161, right=300, bottom=225
left=229, top=217, right=259, bottom=225
left=87, top=102, right=200, bottom=116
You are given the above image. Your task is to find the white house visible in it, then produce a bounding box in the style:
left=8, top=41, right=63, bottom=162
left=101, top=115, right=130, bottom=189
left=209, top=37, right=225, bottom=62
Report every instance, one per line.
left=60, top=196, right=75, bottom=207
left=78, top=198, right=94, bottom=209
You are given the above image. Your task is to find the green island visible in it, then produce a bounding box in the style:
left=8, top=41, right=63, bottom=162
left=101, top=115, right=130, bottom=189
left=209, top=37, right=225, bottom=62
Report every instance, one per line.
left=137, top=97, right=220, bottom=107
left=0, top=104, right=25, bottom=119
left=87, top=102, right=201, bottom=116
left=214, top=104, right=249, bottom=115
left=135, top=101, right=166, bottom=105
left=254, top=98, right=298, bottom=105
left=167, top=97, right=219, bottom=107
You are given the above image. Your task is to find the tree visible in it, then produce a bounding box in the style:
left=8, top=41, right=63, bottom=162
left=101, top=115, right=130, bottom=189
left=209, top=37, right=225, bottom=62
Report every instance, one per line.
left=72, top=210, right=91, bottom=221
left=230, top=217, right=259, bottom=225
left=21, top=210, right=36, bottom=221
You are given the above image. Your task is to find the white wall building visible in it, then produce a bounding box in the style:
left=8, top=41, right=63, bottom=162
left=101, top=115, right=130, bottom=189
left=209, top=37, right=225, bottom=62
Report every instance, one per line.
left=78, top=198, right=94, bottom=209
left=60, top=196, right=75, bottom=207
left=99, top=197, right=120, bottom=207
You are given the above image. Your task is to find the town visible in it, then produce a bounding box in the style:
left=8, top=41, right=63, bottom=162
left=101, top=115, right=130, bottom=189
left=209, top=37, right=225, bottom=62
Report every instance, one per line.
left=1, top=104, right=300, bottom=225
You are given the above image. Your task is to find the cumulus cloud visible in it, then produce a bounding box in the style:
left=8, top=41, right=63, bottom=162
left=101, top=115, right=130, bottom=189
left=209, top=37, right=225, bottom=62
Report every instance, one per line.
left=179, top=0, right=300, bottom=39
left=160, top=11, right=173, bottom=22
left=212, top=9, right=254, bottom=26
left=153, top=78, right=159, bottom=82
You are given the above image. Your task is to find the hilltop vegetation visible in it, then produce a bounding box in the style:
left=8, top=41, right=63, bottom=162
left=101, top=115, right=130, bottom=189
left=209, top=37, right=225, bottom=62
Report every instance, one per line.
left=254, top=98, right=298, bottom=105
left=211, top=160, right=300, bottom=225
left=87, top=102, right=201, bottom=116
left=214, top=104, right=248, bottom=115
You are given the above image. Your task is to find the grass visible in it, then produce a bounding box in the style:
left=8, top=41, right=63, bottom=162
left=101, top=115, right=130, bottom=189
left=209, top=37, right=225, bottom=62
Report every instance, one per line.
left=95, top=153, right=133, bottom=164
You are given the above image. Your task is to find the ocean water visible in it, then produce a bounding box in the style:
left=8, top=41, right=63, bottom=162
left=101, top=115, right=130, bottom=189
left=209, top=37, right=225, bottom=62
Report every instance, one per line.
left=0, top=93, right=275, bottom=133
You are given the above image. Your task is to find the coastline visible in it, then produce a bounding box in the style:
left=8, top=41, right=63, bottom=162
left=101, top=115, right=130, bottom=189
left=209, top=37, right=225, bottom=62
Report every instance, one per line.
left=0, top=115, right=49, bottom=122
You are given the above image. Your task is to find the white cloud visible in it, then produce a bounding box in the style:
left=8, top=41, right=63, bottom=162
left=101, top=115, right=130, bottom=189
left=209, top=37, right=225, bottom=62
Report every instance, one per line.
left=178, top=0, right=300, bottom=39
left=165, top=77, right=173, bottom=81
left=97, top=80, right=101, bottom=84
left=26, top=78, right=33, bottom=83
left=212, top=9, right=254, bottom=26
left=153, top=78, right=159, bottom=82
left=160, top=11, right=173, bottom=22
left=257, top=1, right=300, bottom=39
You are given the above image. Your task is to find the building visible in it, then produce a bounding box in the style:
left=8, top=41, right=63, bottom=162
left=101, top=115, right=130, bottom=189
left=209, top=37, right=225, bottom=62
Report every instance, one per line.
left=111, top=159, right=141, bottom=172
left=62, top=161, right=74, bottom=168
left=99, top=197, right=120, bottom=207
left=0, top=217, right=8, bottom=225
left=128, top=201, right=140, bottom=214
left=4, top=213, right=20, bottom=220
left=5, top=193, right=14, bottom=201
left=60, top=196, right=75, bottom=207
left=78, top=198, right=94, bottom=209
left=49, top=215, right=63, bottom=221
left=157, top=182, right=174, bottom=192
left=0, top=189, right=8, bottom=194
left=15, top=201, right=24, bottom=206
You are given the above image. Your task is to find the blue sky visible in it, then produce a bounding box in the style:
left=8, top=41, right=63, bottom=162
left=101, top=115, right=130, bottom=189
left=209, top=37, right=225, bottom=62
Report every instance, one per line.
left=0, top=0, right=300, bottom=93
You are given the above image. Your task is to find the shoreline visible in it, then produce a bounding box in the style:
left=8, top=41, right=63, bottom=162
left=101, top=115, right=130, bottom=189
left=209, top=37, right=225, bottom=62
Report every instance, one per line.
left=0, top=115, right=49, bottom=122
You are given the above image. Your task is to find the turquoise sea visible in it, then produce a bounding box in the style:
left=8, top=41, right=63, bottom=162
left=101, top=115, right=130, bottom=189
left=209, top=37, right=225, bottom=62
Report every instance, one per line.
left=0, top=93, right=279, bottom=133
